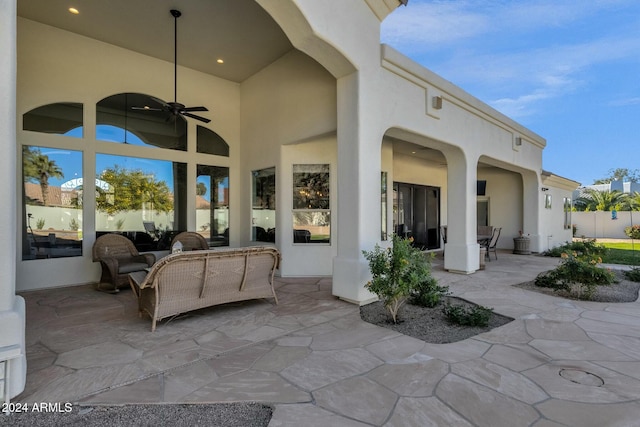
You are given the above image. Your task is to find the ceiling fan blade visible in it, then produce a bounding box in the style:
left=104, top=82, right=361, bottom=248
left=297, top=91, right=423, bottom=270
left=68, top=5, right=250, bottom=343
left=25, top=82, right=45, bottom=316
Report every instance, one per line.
left=181, top=106, right=208, bottom=112
left=182, top=112, right=211, bottom=123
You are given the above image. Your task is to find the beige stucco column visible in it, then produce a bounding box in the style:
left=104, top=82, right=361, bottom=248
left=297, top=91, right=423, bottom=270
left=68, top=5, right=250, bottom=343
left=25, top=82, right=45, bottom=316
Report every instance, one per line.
left=0, top=0, right=26, bottom=399
left=443, top=148, right=480, bottom=273
left=522, top=170, right=543, bottom=252
left=332, top=71, right=381, bottom=304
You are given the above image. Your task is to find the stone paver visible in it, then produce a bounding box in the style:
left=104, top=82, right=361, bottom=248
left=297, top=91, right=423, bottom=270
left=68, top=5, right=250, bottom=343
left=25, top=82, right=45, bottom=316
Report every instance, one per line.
left=436, top=374, right=541, bottom=427
left=366, top=359, right=449, bottom=396
left=313, top=377, right=398, bottom=425
left=386, top=397, right=474, bottom=427
left=15, top=251, right=640, bottom=426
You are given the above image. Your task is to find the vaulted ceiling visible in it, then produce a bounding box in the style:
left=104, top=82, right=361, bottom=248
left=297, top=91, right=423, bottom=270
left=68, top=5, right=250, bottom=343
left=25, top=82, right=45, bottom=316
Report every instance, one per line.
left=17, top=0, right=294, bottom=83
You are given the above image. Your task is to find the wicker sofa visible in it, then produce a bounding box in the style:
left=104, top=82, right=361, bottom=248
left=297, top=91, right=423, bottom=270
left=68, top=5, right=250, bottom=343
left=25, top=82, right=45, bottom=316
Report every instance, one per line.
left=128, top=247, right=280, bottom=331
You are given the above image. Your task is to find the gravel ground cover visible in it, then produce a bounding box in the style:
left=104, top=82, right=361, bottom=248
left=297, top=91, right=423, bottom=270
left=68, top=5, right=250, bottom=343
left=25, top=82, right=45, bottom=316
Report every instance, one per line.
left=360, top=296, right=513, bottom=344
left=0, top=403, right=273, bottom=427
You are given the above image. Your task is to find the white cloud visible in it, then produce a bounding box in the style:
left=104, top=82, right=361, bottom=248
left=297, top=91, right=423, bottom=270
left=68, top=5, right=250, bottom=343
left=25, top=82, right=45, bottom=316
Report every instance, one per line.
left=424, top=34, right=640, bottom=117
left=383, top=0, right=638, bottom=47
left=382, top=1, right=640, bottom=118
left=381, top=2, right=490, bottom=49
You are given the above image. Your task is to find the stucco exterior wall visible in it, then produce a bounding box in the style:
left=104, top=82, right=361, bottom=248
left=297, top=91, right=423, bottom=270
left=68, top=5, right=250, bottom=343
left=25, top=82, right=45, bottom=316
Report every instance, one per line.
left=279, top=138, right=338, bottom=276
left=239, top=49, right=337, bottom=256
left=0, top=0, right=26, bottom=400
left=477, top=168, right=522, bottom=249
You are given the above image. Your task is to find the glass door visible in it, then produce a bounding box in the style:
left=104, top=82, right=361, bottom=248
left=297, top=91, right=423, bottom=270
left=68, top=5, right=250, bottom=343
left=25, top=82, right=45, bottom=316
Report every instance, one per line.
left=393, top=182, right=440, bottom=249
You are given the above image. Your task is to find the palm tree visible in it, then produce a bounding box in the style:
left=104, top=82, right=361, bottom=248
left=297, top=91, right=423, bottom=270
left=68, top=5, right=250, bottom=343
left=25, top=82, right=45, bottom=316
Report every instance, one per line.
left=574, top=188, right=628, bottom=212
left=23, top=147, right=63, bottom=206
left=625, top=191, right=640, bottom=211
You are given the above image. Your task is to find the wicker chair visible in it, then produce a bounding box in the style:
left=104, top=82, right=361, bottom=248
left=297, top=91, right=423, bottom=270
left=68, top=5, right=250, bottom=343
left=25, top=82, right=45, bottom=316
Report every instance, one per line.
left=92, top=234, right=156, bottom=292
left=170, top=231, right=209, bottom=251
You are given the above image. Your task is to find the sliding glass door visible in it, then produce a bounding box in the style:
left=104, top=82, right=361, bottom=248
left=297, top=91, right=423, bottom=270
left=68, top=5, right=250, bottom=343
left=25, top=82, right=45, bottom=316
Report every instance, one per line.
left=393, top=182, right=441, bottom=250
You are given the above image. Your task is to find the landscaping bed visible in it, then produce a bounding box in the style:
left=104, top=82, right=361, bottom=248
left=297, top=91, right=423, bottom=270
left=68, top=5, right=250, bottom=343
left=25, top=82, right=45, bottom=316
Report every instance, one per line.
left=515, top=270, right=640, bottom=303
left=360, top=296, right=513, bottom=344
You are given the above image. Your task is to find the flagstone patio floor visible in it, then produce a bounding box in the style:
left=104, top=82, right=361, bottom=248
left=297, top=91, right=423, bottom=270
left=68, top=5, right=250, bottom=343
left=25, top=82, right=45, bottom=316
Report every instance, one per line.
left=16, top=251, right=640, bottom=426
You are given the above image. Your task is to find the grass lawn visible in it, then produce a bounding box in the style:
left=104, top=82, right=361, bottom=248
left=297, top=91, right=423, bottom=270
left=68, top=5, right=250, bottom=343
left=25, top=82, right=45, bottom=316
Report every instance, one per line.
left=600, top=242, right=640, bottom=266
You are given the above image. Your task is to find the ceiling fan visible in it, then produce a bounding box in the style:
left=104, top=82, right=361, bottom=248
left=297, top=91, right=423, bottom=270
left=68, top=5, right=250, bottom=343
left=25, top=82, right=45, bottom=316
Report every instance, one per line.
left=133, top=9, right=211, bottom=123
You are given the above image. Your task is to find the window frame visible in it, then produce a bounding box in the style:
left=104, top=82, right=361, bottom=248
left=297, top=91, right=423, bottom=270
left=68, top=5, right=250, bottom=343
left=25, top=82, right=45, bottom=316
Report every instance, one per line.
left=292, top=164, right=331, bottom=244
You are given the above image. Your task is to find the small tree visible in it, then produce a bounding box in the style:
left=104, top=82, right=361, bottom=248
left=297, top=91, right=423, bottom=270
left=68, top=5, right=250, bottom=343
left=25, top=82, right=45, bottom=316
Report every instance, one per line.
left=362, top=235, right=435, bottom=323
left=96, top=166, right=173, bottom=215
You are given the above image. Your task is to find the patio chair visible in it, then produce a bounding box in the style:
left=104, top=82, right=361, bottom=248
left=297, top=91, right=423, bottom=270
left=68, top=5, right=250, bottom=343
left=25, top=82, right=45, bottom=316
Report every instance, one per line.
left=143, top=221, right=160, bottom=239
left=485, top=227, right=502, bottom=261
left=170, top=231, right=209, bottom=251
left=92, top=234, right=156, bottom=292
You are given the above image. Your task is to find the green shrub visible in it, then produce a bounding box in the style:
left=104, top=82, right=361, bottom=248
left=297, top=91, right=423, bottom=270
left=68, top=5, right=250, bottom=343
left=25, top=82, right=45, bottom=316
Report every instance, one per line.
left=535, top=251, right=615, bottom=300
left=442, top=303, right=493, bottom=327
left=625, top=225, right=640, bottom=240
left=624, top=267, right=640, bottom=282
left=534, top=271, right=568, bottom=290
left=363, top=234, right=437, bottom=323
left=544, top=239, right=608, bottom=258
left=69, top=218, right=79, bottom=231
left=36, top=218, right=45, bottom=230
left=410, top=275, right=449, bottom=308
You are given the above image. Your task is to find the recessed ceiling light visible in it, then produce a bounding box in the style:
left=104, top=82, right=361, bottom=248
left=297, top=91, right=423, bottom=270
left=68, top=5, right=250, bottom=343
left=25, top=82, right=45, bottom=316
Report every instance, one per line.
left=411, top=151, right=416, bottom=154
left=68, top=7, right=79, bottom=14
left=216, top=59, right=224, bottom=64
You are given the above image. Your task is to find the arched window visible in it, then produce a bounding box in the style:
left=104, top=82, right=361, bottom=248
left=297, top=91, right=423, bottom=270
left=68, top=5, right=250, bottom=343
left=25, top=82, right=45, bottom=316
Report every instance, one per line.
left=96, top=93, right=187, bottom=151
left=23, top=102, right=83, bottom=137
left=197, top=125, right=229, bottom=156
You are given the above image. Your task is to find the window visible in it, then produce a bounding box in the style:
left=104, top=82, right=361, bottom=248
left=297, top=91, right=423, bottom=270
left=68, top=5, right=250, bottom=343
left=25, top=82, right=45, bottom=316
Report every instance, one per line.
left=197, top=126, right=229, bottom=156
left=23, top=146, right=83, bottom=260
left=563, top=197, right=572, bottom=229
left=252, top=167, right=276, bottom=242
left=19, top=92, right=233, bottom=259
left=23, top=103, right=83, bottom=137
left=545, top=194, right=552, bottom=209
left=95, top=154, right=186, bottom=251
left=197, top=165, right=230, bottom=246
left=96, top=93, right=187, bottom=150
left=292, top=164, right=330, bottom=243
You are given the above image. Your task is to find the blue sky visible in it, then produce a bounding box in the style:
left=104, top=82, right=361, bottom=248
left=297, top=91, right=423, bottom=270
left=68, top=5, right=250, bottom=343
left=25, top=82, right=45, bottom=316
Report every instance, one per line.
left=381, top=0, right=640, bottom=185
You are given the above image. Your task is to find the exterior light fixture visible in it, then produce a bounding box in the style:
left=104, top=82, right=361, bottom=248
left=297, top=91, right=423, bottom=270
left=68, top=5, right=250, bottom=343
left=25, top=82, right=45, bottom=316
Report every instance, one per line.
left=515, top=137, right=522, bottom=146
left=541, top=187, right=549, bottom=192
left=432, top=96, right=442, bottom=110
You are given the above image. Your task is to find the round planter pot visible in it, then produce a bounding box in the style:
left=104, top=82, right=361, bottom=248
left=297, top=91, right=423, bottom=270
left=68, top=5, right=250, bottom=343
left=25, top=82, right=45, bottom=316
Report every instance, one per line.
left=513, top=237, right=531, bottom=255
